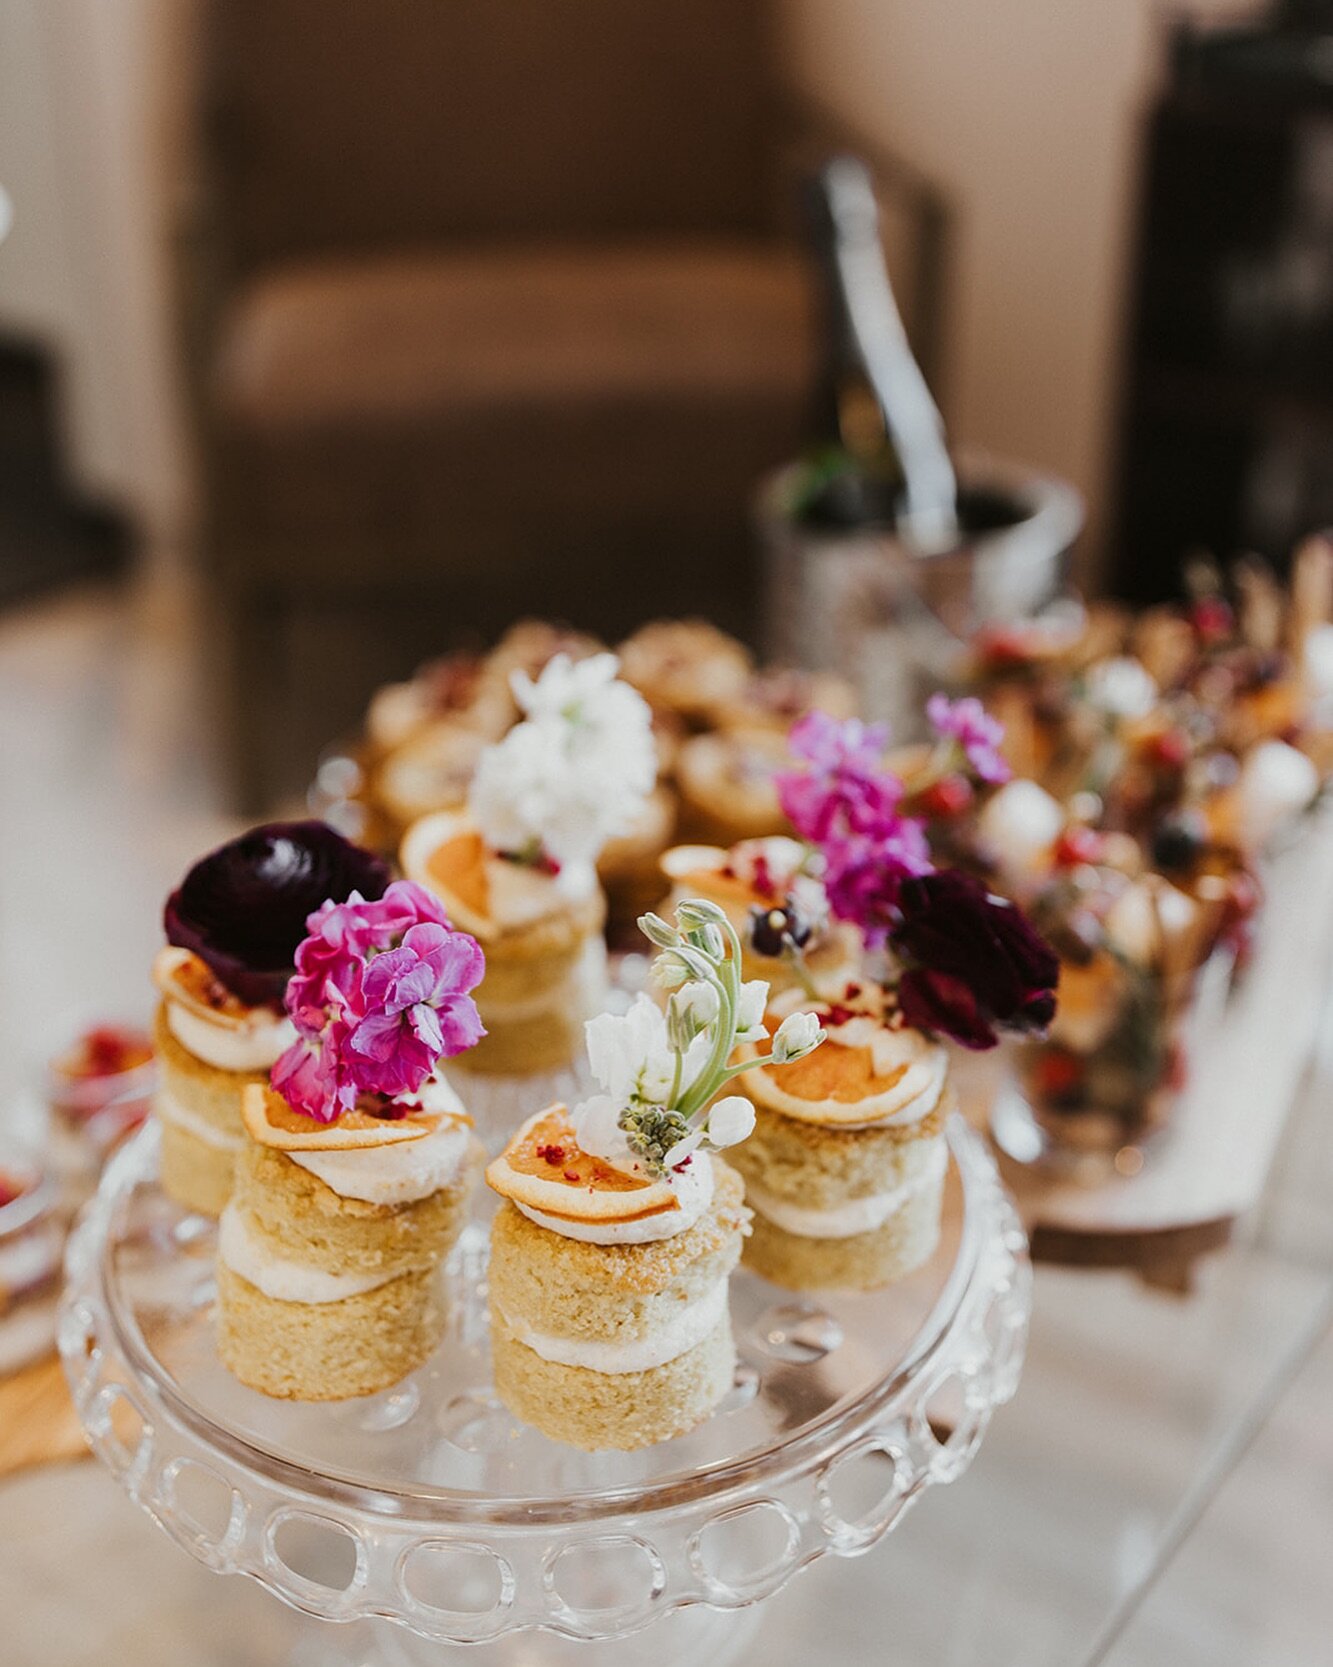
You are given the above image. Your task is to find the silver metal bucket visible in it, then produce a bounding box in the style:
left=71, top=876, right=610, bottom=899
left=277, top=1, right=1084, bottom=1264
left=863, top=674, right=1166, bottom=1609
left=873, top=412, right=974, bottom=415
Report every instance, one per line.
left=758, top=450, right=1084, bottom=735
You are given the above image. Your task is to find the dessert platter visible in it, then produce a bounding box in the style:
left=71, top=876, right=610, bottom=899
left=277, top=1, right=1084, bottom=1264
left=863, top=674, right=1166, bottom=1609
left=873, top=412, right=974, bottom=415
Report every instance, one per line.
left=61, top=658, right=1042, bottom=1663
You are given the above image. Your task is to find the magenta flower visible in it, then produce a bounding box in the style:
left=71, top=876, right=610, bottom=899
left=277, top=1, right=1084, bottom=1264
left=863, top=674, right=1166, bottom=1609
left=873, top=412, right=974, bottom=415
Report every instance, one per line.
left=271, top=1026, right=360, bottom=1123
left=777, top=711, right=901, bottom=842
left=346, top=924, right=486, bottom=1100
left=822, top=822, right=934, bottom=949
left=778, top=711, right=932, bottom=947
left=926, top=694, right=1011, bottom=785
left=271, top=880, right=485, bottom=1122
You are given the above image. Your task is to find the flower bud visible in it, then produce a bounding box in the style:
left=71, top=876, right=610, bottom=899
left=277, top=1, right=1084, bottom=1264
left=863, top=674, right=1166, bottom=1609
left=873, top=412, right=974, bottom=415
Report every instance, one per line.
left=706, top=1095, right=756, bottom=1148
left=771, top=1010, right=824, bottom=1063
left=638, top=912, right=680, bottom=950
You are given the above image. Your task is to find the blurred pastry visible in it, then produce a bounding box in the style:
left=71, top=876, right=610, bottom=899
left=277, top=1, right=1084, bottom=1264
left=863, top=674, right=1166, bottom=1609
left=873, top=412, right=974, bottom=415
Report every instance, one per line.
left=617, top=619, right=753, bottom=725
left=674, top=727, right=789, bottom=846
left=372, top=719, right=488, bottom=835
left=658, top=835, right=861, bottom=997
left=712, top=666, right=857, bottom=735
left=365, top=650, right=489, bottom=756
left=598, top=782, right=678, bottom=945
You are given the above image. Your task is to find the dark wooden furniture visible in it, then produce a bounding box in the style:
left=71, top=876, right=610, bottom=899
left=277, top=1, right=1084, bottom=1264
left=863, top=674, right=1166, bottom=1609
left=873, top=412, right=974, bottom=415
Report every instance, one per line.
left=1111, top=9, right=1333, bottom=602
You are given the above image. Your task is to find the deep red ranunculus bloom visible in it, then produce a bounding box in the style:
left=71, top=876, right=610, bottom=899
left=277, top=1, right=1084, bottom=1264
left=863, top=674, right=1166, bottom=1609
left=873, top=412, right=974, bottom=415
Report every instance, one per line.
left=894, top=869, right=1059, bottom=1050
left=164, top=821, right=390, bottom=1007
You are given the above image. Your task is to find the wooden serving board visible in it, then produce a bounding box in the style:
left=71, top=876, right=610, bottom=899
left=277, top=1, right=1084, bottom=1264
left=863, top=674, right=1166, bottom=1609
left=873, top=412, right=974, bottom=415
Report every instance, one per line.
left=958, top=807, right=1333, bottom=1289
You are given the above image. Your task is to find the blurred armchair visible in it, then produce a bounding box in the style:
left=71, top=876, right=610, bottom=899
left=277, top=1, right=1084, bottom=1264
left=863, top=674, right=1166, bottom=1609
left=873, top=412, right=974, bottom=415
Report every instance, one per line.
left=180, top=0, right=948, bottom=809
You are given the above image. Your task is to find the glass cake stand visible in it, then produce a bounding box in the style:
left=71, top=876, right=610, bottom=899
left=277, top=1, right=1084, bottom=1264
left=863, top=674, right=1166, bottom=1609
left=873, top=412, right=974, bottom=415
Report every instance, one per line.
left=59, top=1110, right=1030, bottom=1666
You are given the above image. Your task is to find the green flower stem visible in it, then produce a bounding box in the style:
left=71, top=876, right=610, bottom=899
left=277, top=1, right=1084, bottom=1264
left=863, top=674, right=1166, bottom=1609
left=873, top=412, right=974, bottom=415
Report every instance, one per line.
left=676, top=915, right=743, bottom=1123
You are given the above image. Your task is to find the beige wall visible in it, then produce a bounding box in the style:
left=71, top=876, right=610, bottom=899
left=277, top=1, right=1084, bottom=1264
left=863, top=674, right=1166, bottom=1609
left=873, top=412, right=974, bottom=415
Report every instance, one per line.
left=778, top=0, right=1254, bottom=579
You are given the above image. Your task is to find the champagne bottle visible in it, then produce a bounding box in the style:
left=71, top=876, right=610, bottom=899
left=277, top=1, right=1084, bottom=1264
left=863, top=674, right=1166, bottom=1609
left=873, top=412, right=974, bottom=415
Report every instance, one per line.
left=799, top=156, right=958, bottom=551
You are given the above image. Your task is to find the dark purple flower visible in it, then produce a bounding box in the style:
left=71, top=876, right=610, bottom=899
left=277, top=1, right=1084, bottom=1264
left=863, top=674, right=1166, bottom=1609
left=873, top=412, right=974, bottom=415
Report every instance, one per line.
left=165, top=822, right=389, bottom=1007
left=894, top=869, right=1058, bottom=1049
left=927, top=694, right=1011, bottom=785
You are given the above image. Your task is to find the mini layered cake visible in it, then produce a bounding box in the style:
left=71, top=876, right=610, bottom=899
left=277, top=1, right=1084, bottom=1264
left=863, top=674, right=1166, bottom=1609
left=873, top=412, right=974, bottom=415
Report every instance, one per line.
left=731, top=982, right=951, bottom=1291
left=401, top=812, right=606, bottom=1075
left=216, top=879, right=486, bottom=1400
left=152, top=823, right=390, bottom=1217
left=659, top=835, right=861, bottom=997
left=484, top=898, right=824, bottom=1449
left=152, top=949, right=294, bottom=1216
left=486, top=1106, right=748, bottom=1451
left=219, top=1077, right=479, bottom=1400
left=597, top=782, right=678, bottom=944
left=402, top=652, right=655, bottom=1076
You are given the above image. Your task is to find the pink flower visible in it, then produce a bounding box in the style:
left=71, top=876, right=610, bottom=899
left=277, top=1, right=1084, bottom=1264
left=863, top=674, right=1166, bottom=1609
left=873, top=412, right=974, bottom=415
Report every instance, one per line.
left=271, top=1025, right=360, bottom=1123
left=271, top=881, right=485, bottom=1122
left=778, top=711, right=932, bottom=947
left=926, top=694, right=1011, bottom=785
left=822, top=821, right=933, bottom=949
left=346, top=924, right=486, bottom=1100
left=777, top=711, right=900, bottom=842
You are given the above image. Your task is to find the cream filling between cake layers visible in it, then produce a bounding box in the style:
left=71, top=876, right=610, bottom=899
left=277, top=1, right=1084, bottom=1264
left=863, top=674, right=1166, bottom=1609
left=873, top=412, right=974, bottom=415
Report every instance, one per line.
left=512, top=1151, right=715, bottom=1246
left=166, top=999, right=295, bottom=1073
left=218, top=1205, right=397, bottom=1303
left=290, top=1118, right=471, bottom=1205
left=746, top=1138, right=947, bottom=1239
left=154, top=1087, right=244, bottom=1151
left=497, top=1278, right=729, bottom=1373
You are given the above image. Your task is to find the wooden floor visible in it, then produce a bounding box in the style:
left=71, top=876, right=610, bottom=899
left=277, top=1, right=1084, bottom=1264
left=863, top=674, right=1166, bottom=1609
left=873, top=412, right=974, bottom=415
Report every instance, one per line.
left=1, top=576, right=1331, bottom=1666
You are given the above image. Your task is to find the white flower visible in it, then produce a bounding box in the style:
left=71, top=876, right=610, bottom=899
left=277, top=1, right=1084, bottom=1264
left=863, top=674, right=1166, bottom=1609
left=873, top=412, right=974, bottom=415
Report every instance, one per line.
left=667, top=980, right=720, bottom=1052
left=771, top=1010, right=823, bottom=1063
left=584, top=994, right=712, bottom=1110
left=705, top=1095, right=756, bottom=1149
left=676, top=980, right=720, bottom=1027
left=469, top=652, right=655, bottom=866
left=735, top=980, right=770, bottom=1043
left=572, top=1093, right=634, bottom=1168
left=1085, top=656, right=1158, bottom=720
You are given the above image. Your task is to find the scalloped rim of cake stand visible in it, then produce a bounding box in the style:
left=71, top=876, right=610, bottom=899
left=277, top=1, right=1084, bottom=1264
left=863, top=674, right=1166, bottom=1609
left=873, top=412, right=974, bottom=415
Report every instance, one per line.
left=59, top=1117, right=1031, bottom=1644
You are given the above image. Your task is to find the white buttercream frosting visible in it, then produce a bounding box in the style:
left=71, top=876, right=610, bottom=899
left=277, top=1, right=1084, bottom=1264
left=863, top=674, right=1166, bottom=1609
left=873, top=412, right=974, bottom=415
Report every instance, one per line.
left=746, top=1138, right=947, bottom=1239
left=218, top=1205, right=397, bottom=1303
left=514, top=1150, right=715, bottom=1245
left=484, top=852, right=598, bottom=927
left=290, top=1117, right=471, bottom=1205
left=153, top=1087, right=244, bottom=1152
left=496, top=1277, right=728, bottom=1373
left=166, top=999, right=294, bottom=1073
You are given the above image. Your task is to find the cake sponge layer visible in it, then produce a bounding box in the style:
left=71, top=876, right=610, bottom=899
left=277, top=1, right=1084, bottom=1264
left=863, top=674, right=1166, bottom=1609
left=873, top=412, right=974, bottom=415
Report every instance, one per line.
left=489, top=1168, right=745, bottom=1347
left=233, top=1140, right=472, bottom=1279
left=742, top=1169, right=944, bottom=1292
left=216, top=1262, right=443, bottom=1400
left=159, top=1121, right=235, bottom=1218
left=153, top=1002, right=257, bottom=1138
left=491, top=1310, right=735, bottom=1450
left=729, top=1098, right=947, bottom=1211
